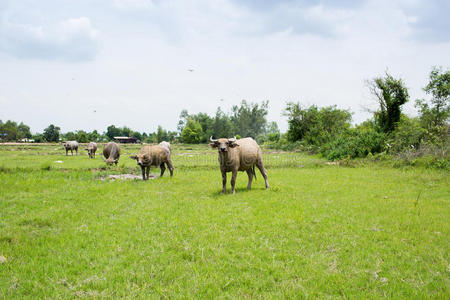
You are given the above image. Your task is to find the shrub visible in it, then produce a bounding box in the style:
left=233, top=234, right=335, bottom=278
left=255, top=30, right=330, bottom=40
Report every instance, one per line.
left=321, top=122, right=386, bottom=160
left=180, top=119, right=203, bottom=144
left=387, top=115, right=426, bottom=153
left=283, top=103, right=352, bottom=146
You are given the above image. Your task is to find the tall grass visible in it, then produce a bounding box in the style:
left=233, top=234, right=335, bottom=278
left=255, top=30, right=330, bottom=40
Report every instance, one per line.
left=0, top=144, right=448, bottom=298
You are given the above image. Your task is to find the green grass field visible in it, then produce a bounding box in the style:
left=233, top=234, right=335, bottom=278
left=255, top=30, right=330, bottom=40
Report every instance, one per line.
left=0, top=144, right=449, bottom=298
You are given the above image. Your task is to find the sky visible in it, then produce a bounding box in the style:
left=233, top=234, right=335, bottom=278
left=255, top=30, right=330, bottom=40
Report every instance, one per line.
left=0, top=0, right=449, bottom=134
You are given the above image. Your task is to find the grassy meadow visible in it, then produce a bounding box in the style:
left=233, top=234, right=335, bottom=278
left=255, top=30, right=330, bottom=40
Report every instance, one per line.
left=0, top=143, right=449, bottom=298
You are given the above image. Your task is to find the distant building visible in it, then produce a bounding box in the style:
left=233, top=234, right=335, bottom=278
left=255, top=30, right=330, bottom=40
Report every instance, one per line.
left=20, top=138, right=35, bottom=142
left=114, top=136, right=138, bottom=144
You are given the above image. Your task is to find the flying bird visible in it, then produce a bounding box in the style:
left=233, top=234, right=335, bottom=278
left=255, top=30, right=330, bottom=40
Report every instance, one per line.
left=187, top=69, right=194, bottom=72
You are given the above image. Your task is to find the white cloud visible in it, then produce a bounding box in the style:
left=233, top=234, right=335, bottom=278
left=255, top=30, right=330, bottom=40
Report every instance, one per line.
left=59, top=17, right=99, bottom=40
left=0, top=0, right=449, bottom=133
left=113, top=0, right=155, bottom=9
left=0, top=16, right=100, bottom=61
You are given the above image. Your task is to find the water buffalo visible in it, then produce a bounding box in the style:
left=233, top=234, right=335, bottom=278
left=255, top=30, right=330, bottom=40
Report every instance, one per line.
left=130, top=145, right=174, bottom=180
left=63, top=141, right=79, bottom=156
left=102, top=142, right=120, bottom=165
left=85, top=142, right=97, bottom=158
left=210, top=136, right=269, bottom=194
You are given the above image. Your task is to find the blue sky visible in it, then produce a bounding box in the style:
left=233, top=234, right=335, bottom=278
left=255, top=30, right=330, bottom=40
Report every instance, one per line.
left=0, top=0, right=449, bottom=133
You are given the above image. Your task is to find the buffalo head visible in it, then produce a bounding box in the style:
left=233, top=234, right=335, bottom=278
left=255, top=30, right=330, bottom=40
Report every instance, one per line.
left=102, top=155, right=118, bottom=165
left=130, top=154, right=150, bottom=166
left=209, top=136, right=239, bottom=152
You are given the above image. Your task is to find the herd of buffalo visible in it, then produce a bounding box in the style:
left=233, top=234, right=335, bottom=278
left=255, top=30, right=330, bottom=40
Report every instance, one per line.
left=62, top=137, right=269, bottom=194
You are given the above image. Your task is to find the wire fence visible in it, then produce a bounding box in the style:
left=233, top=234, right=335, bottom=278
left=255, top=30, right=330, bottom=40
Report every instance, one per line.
left=172, top=152, right=323, bottom=169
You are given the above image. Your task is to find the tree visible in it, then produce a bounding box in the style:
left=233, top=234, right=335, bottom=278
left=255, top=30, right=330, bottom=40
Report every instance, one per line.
left=212, top=107, right=233, bottom=138
left=106, top=125, right=121, bottom=140
left=180, top=118, right=203, bottom=143
left=17, top=122, right=32, bottom=140
left=0, top=120, right=18, bottom=141
left=88, top=130, right=101, bottom=142
left=177, top=109, right=190, bottom=134
left=156, top=125, right=168, bottom=143
left=76, top=130, right=89, bottom=143
left=64, top=131, right=77, bottom=141
left=266, top=121, right=281, bottom=142
left=231, top=100, right=269, bottom=138
left=191, top=113, right=214, bottom=142
left=368, top=72, right=409, bottom=133
left=144, top=133, right=157, bottom=143
left=43, top=124, right=61, bottom=142
left=284, top=103, right=352, bottom=145
left=121, top=126, right=132, bottom=137
left=132, top=131, right=143, bottom=142
left=167, top=131, right=178, bottom=142
left=33, top=133, right=45, bottom=143
left=415, top=67, right=449, bottom=142
left=388, top=115, right=426, bottom=153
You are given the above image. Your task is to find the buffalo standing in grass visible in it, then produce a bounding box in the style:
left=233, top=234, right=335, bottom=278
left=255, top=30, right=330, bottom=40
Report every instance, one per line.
left=85, top=142, right=97, bottom=158
left=63, top=141, right=79, bottom=156
left=102, top=142, right=120, bottom=165
left=130, top=144, right=174, bottom=180
left=210, top=137, right=269, bottom=194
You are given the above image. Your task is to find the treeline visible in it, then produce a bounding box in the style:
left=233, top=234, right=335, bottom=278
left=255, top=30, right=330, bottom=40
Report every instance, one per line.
left=1, top=67, right=448, bottom=162
left=276, top=67, right=449, bottom=160
left=0, top=100, right=275, bottom=144
left=176, top=100, right=275, bottom=143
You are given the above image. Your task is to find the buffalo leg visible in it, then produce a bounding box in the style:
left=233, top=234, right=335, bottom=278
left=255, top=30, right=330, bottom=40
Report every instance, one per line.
left=222, top=172, right=227, bottom=194
left=230, top=170, right=238, bottom=194
left=71, top=149, right=73, bottom=156
left=166, top=159, right=174, bottom=177
left=246, top=169, right=254, bottom=190
left=160, top=163, right=166, bottom=177
left=256, top=160, right=269, bottom=189
left=146, top=166, right=150, bottom=180
left=141, top=166, right=146, bottom=180
left=66, top=149, right=68, bottom=156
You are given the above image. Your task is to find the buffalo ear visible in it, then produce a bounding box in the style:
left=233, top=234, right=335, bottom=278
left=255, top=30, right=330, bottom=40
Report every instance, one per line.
left=209, top=143, right=218, bottom=148
left=129, top=155, right=137, bottom=160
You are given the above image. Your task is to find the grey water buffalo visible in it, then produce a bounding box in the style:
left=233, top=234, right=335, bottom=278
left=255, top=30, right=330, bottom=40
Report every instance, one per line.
left=85, top=142, right=97, bottom=158
left=210, top=136, right=269, bottom=194
left=102, top=142, right=120, bottom=165
left=130, top=145, right=174, bottom=180
left=63, top=141, right=79, bottom=156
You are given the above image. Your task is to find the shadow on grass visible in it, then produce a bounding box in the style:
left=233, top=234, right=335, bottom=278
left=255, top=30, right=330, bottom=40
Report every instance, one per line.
left=210, top=186, right=270, bottom=197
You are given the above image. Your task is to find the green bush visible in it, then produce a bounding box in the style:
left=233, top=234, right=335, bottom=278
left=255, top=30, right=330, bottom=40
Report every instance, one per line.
left=283, top=103, right=352, bottom=146
left=180, top=119, right=203, bottom=144
left=387, top=115, right=426, bottom=153
left=320, top=123, right=386, bottom=160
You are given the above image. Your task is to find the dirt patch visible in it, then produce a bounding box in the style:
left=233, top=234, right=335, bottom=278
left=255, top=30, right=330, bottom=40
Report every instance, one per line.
left=264, top=150, right=289, bottom=154
left=177, top=152, right=208, bottom=156
left=100, top=174, right=155, bottom=181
